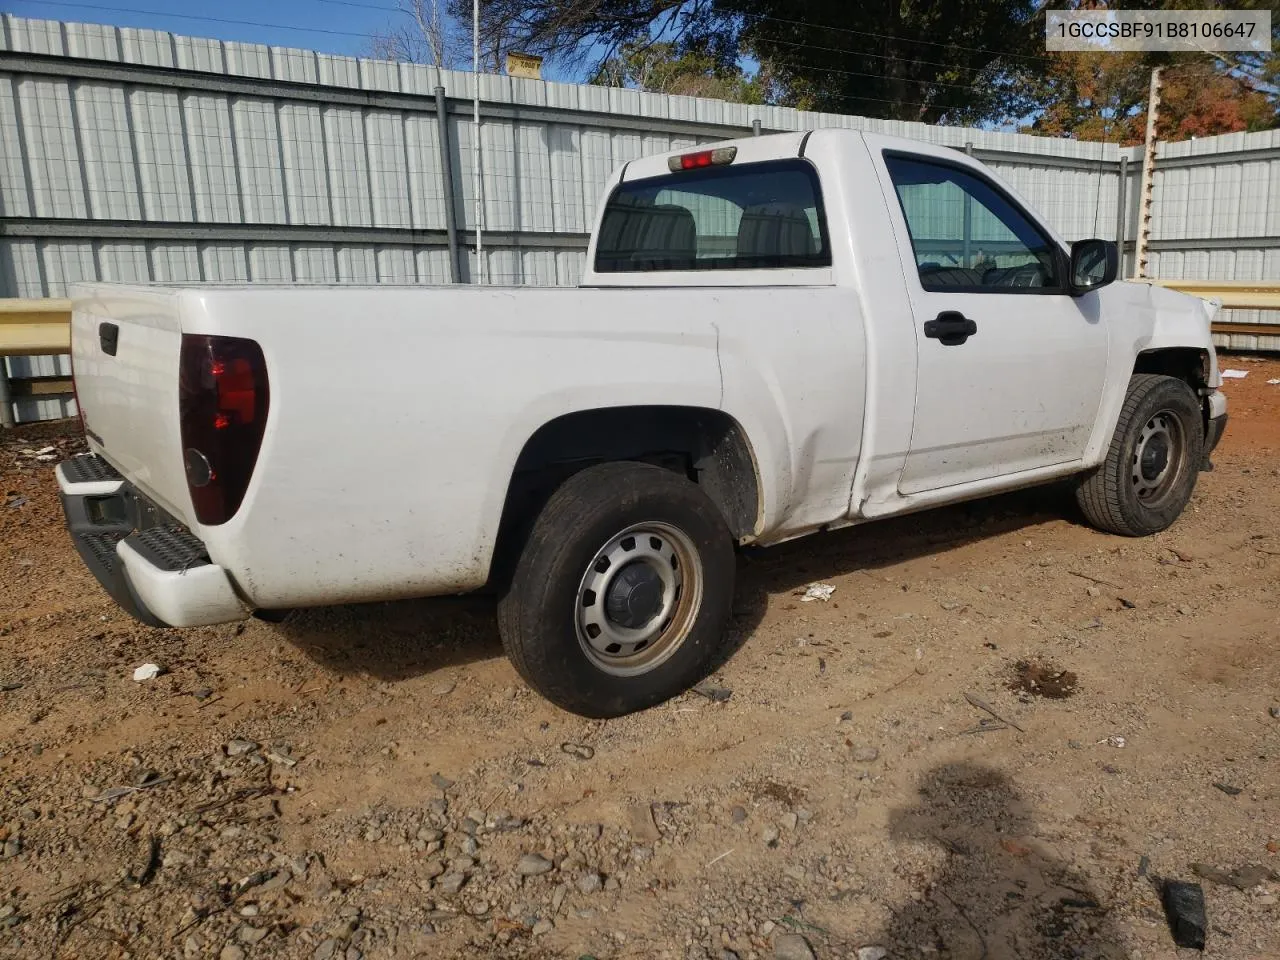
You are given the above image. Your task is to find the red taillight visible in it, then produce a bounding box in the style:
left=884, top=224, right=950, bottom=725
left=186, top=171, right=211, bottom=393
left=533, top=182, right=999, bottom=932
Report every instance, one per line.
left=667, top=145, right=738, bottom=173
left=179, top=335, right=269, bottom=526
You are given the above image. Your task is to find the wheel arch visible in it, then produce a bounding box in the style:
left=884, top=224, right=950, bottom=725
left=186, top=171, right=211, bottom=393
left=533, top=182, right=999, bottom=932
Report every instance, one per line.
left=1133, top=346, right=1217, bottom=441
left=1133, top=346, right=1211, bottom=389
left=489, top=405, right=762, bottom=587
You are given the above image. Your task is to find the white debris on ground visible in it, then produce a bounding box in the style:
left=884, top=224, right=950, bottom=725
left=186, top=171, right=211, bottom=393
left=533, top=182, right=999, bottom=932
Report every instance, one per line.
left=799, top=583, right=835, bottom=602
left=131, top=663, right=165, bottom=682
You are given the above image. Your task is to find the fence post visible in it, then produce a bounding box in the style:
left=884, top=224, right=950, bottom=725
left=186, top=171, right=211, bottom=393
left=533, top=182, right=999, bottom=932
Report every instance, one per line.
left=434, top=85, right=462, bottom=284
left=1133, top=67, right=1162, bottom=279
left=962, top=142, right=974, bottom=268
left=471, top=2, right=485, bottom=285
left=0, top=360, right=13, bottom=428
left=1114, top=155, right=1128, bottom=263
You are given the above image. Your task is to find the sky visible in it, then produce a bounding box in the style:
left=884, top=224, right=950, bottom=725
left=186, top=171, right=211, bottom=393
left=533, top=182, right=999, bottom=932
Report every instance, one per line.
left=3, top=0, right=583, bottom=81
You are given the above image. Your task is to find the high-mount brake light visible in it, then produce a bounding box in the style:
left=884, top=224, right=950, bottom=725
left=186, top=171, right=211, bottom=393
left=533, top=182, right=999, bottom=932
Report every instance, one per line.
left=667, top=146, right=738, bottom=173
left=178, top=335, right=269, bottom=526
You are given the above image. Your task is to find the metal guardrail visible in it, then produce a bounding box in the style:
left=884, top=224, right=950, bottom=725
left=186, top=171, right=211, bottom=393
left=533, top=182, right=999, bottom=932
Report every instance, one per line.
left=1148, top=281, right=1280, bottom=343
left=0, top=298, right=72, bottom=355
left=1, top=284, right=1277, bottom=426
left=1148, top=280, right=1280, bottom=311
left=0, top=298, right=73, bottom=428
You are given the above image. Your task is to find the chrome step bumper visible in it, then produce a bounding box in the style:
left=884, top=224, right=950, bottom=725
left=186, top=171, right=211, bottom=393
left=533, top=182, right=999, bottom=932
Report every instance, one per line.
left=57, top=454, right=250, bottom=628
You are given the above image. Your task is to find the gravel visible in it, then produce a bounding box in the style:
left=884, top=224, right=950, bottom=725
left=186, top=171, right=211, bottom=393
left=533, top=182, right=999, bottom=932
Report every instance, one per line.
left=6, top=412, right=1280, bottom=960
left=436, top=872, right=467, bottom=894
left=516, top=853, right=554, bottom=876
left=773, top=933, right=816, bottom=960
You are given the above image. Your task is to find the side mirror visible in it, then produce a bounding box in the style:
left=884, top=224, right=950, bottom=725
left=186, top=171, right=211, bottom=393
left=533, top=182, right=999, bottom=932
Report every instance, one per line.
left=1069, top=238, right=1118, bottom=295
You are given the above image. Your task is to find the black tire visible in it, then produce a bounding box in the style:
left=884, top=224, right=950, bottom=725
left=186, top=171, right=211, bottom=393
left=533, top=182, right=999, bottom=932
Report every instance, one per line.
left=1075, top=374, right=1204, bottom=537
left=496, top=461, right=735, bottom=717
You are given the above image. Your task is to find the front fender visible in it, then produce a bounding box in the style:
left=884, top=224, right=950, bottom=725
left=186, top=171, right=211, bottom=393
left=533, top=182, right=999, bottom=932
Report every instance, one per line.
left=1139, top=283, right=1221, bottom=386
left=1083, top=281, right=1219, bottom=466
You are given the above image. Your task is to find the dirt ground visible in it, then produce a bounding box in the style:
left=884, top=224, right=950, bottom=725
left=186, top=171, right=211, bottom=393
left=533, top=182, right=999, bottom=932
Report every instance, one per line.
left=2, top=359, right=1279, bottom=960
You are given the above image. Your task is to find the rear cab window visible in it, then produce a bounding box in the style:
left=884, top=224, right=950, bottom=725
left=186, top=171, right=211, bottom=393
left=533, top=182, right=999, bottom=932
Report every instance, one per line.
left=594, top=158, right=832, bottom=273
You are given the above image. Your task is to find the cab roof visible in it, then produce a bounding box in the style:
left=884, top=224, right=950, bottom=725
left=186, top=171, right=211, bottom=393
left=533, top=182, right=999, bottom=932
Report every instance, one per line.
left=621, top=128, right=971, bottom=183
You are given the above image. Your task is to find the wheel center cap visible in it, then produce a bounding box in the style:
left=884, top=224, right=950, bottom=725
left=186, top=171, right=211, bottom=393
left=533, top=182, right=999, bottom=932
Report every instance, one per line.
left=606, top=562, right=664, bottom=629
left=1141, top=435, right=1169, bottom=481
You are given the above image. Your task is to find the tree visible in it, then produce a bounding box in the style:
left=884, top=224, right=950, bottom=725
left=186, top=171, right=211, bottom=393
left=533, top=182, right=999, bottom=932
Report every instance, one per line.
left=1024, top=54, right=1280, bottom=146
left=370, top=0, right=464, bottom=68
left=375, top=0, right=1279, bottom=138
left=370, top=0, right=524, bottom=70
left=591, top=41, right=772, bottom=102
left=1023, top=0, right=1279, bottom=144
left=461, top=0, right=1047, bottom=124
left=1026, top=51, right=1151, bottom=144
left=1026, top=57, right=1277, bottom=145
left=732, top=0, right=1044, bottom=123
left=1158, top=61, right=1277, bottom=140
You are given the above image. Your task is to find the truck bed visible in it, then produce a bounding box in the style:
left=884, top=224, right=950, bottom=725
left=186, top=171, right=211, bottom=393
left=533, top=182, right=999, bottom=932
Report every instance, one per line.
left=69, top=281, right=866, bottom=609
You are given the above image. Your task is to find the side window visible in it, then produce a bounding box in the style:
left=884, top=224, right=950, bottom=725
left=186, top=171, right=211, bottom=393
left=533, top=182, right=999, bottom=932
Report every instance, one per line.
left=884, top=154, right=1061, bottom=292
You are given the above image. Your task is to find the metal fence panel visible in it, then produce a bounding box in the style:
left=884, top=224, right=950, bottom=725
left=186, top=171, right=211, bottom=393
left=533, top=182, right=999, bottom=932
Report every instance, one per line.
left=1, top=13, right=1278, bottom=422
left=77, top=82, right=141, bottom=218
left=22, top=77, right=87, bottom=219
left=99, top=240, right=148, bottom=282
left=0, top=77, right=31, bottom=218
left=131, top=87, right=192, bottom=220
left=249, top=243, right=292, bottom=281
left=278, top=104, right=329, bottom=225
left=232, top=98, right=287, bottom=223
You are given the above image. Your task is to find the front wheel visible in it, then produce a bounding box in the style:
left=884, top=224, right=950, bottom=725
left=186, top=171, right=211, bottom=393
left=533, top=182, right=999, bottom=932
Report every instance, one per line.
left=1075, top=374, right=1204, bottom=537
left=497, top=461, right=736, bottom=717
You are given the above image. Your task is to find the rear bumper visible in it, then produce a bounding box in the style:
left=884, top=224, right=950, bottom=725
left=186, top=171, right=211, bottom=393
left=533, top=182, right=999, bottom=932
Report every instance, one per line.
left=56, top=454, right=250, bottom=628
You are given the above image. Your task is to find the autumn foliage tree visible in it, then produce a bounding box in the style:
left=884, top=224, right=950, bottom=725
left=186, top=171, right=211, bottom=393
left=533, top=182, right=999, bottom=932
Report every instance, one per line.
left=1026, top=0, right=1279, bottom=144
left=1158, top=61, right=1277, bottom=140
left=1026, top=51, right=1278, bottom=146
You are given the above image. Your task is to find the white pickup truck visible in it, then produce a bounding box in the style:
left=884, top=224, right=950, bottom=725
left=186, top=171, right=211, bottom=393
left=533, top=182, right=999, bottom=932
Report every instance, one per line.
left=58, top=129, right=1227, bottom=717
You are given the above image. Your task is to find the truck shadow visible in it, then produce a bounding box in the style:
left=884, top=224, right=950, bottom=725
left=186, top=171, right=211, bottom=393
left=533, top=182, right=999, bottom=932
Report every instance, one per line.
left=716, top=482, right=1076, bottom=669
left=277, top=483, right=1075, bottom=682
left=277, top=593, right=505, bottom=681
left=872, top=762, right=1124, bottom=959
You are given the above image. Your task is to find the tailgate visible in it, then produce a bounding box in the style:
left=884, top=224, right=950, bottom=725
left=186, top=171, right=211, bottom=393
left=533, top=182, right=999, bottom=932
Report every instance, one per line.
left=70, top=284, right=192, bottom=525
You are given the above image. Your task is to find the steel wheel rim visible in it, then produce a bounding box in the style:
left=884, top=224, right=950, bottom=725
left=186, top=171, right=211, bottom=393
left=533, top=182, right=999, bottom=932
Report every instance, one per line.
left=574, top=521, right=703, bottom=677
left=1131, top=409, right=1187, bottom=506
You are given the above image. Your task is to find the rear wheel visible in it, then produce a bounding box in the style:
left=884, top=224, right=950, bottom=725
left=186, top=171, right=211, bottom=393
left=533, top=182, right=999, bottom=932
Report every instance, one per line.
left=1076, top=374, right=1204, bottom=537
left=497, top=461, right=735, bottom=717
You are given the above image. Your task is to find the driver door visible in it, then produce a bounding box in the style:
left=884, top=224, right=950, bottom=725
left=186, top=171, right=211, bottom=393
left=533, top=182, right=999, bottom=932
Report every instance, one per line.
left=876, top=149, right=1109, bottom=495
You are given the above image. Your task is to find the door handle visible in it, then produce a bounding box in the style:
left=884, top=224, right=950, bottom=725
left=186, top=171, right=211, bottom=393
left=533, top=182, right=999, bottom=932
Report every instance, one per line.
left=99, top=322, right=119, bottom=356
left=923, top=310, right=977, bottom=346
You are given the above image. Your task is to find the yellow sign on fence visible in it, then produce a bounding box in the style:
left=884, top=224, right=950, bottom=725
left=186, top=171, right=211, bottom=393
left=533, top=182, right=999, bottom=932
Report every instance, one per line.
left=505, top=51, right=543, bottom=80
